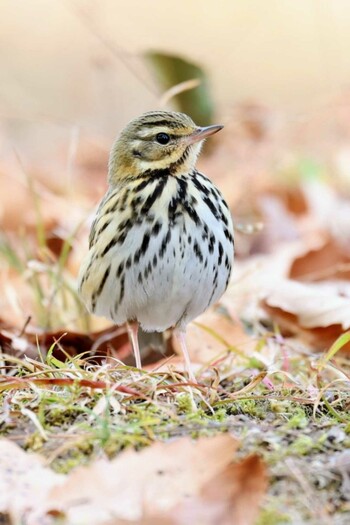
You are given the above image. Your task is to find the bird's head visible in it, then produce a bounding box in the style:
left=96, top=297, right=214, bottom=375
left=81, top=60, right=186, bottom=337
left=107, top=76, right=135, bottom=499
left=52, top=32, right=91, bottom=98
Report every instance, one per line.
left=108, top=111, right=223, bottom=183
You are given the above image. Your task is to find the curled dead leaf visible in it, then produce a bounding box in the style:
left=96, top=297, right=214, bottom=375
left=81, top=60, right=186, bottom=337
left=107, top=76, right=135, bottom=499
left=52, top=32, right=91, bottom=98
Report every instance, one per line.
left=262, top=279, right=350, bottom=352
left=289, top=237, right=350, bottom=282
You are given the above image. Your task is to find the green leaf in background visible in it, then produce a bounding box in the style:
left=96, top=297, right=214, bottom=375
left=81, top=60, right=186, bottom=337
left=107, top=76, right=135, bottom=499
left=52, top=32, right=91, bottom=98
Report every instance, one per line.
left=297, top=157, right=326, bottom=181
left=145, top=51, right=214, bottom=126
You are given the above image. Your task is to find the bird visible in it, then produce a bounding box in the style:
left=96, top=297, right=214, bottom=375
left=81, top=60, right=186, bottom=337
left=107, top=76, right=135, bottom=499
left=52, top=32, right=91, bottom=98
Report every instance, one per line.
left=78, top=111, right=234, bottom=382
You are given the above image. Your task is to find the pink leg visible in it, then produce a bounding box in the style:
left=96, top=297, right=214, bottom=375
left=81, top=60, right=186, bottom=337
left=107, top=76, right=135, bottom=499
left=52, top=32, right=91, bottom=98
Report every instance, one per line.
left=174, top=329, right=196, bottom=383
left=127, top=322, right=142, bottom=369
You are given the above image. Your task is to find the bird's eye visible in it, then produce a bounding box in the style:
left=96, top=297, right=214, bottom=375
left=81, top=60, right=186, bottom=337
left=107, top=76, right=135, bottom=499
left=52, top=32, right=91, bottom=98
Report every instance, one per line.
left=156, top=132, right=170, bottom=145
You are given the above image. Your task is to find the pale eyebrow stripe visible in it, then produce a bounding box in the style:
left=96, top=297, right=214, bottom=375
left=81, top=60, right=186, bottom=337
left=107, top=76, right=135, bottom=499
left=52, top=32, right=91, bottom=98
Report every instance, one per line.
left=137, top=126, right=183, bottom=139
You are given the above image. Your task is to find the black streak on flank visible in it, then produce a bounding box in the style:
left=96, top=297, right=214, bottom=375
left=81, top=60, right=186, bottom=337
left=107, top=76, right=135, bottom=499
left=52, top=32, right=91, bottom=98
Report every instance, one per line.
left=193, top=241, right=203, bottom=263
left=116, top=230, right=128, bottom=245
left=93, top=264, right=111, bottom=305
left=120, top=218, right=132, bottom=232
left=151, top=221, right=162, bottom=236
left=220, top=211, right=229, bottom=226
left=134, top=231, right=151, bottom=264
left=116, top=261, right=124, bottom=278
left=96, top=219, right=110, bottom=239
left=218, top=242, right=224, bottom=265
left=202, top=224, right=209, bottom=240
left=224, top=228, right=234, bottom=245
left=140, top=231, right=151, bottom=255
left=119, top=275, right=125, bottom=304
left=100, top=219, right=132, bottom=257
left=210, top=187, right=218, bottom=200
left=100, top=238, right=116, bottom=258
left=207, top=267, right=219, bottom=306
left=159, top=230, right=171, bottom=258
left=104, top=197, right=120, bottom=215
left=208, top=233, right=215, bottom=254
left=203, top=196, right=220, bottom=220
left=212, top=267, right=218, bottom=286
left=144, top=261, right=152, bottom=279
left=100, top=235, right=119, bottom=257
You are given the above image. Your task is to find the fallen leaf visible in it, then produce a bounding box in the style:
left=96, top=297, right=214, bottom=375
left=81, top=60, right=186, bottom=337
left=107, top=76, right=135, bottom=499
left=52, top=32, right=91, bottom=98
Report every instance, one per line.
left=178, top=454, right=268, bottom=525
left=264, top=280, right=350, bottom=329
left=172, top=310, right=255, bottom=365
left=0, top=435, right=267, bottom=524
left=0, top=439, right=64, bottom=518
left=289, top=237, right=350, bottom=281
left=49, top=435, right=238, bottom=520
left=45, top=434, right=266, bottom=525
left=262, top=279, right=350, bottom=352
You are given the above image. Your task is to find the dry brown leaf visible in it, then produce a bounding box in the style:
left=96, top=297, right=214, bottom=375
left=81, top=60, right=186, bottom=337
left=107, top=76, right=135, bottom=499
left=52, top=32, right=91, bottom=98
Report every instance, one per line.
left=0, top=439, right=63, bottom=518
left=48, top=435, right=238, bottom=523
left=267, top=184, right=308, bottom=216
left=172, top=310, right=255, bottom=365
left=221, top=243, right=304, bottom=324
left=0, top=435, right=266, bottom=525
left=264, top=280, right=350, bottom=329
left=263, top=303, right=350, bottom=352
left=47, top=434, right=266, bottom=525
left=289, top=237, right=350, bottom=281
left=262, top=279, right=350, bottom=352
left=178, top=454, right=267, bottom=525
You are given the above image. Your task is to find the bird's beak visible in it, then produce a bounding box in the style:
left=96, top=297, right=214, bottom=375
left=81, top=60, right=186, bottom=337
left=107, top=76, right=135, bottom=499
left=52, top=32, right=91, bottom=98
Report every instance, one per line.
left=184, top=125, right=224, bottom=145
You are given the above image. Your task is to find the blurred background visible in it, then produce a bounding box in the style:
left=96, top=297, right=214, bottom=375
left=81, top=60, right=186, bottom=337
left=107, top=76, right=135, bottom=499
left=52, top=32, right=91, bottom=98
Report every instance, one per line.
left=2, top=0, right=350, bottom=162
left=1, top=0, right=350, bottom=347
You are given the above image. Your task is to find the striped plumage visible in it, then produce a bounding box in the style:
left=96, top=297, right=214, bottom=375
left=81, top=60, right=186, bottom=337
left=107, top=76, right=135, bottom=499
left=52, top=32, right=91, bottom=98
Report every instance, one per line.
left=78, top=111, right=234, bottom=381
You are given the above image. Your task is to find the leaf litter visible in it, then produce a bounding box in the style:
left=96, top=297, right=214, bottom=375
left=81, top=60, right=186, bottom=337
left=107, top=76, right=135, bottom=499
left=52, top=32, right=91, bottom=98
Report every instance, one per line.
left=1, top=100, right=350, bottom=524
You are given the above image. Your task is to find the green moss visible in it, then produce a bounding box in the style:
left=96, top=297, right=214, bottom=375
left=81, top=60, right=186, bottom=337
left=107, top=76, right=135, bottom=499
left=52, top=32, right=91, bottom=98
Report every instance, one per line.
left=285, top=407, right=309, bottom=430
left=176, top=392, right=197, bottom=413
left=227, top=399, right=268, bottom=419
left=269, top=399, right=289, bottom=413
left=257, top=508, right=292, bottom=525
left=211, top=408, right=227, bottom=422
left=289, top=435, right=315, bottom=455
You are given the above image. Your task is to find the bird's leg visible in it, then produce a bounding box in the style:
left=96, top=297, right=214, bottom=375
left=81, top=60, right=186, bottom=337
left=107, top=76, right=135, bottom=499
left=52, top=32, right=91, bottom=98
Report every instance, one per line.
left=174, top=329, right=196, bottom=383
left=127, top=322, right=142, bottom=369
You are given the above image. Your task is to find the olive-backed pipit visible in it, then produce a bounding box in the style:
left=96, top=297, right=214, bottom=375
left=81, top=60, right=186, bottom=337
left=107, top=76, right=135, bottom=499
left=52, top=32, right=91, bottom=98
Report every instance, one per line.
left=78, top=111, right=234, bottom=381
